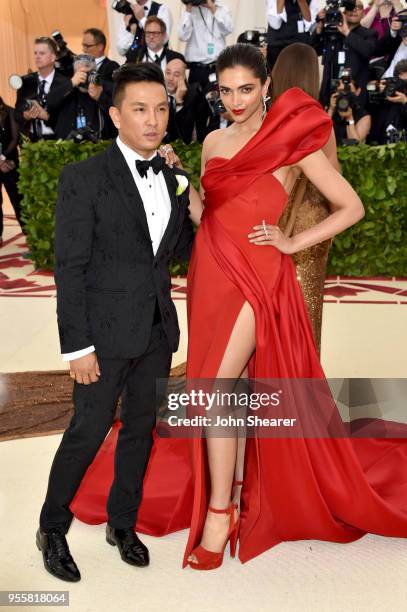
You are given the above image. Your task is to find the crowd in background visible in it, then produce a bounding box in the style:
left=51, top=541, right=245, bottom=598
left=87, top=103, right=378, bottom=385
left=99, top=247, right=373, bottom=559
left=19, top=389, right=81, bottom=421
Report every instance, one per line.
left=1, top=0, right=407, bottom=244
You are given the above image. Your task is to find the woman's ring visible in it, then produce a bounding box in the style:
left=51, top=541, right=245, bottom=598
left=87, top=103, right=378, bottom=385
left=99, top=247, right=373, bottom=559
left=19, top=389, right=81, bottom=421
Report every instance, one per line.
left=262, top=219, right=269, bottom=238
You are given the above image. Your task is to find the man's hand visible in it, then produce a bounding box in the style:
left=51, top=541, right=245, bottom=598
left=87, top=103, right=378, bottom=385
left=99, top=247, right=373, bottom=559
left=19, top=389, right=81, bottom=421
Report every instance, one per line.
left=339, top=106, right=354, bottom=120
left=88, top=82, right=103, bottom=101
left=390, top=15, right=402, bottom=32
left=71, top=70, right=88, bottom=88
left=0, top=160, right=14, bottom=173
left=23, top=101, right=42, bottom=121
left=132, top=1, right=146, bottom=20
left=328, top=92, right=338, bottom=112
left=387, top=91, right=407, bottom=104
left=69, top=352, right=101, bottom=385
left=315, top=9, right=326, bottom=34
left=202, top=0, right=216, bottom=13
left=175, top=79, right=188, bottom=105
left=337, top=14, right=351, bottom=36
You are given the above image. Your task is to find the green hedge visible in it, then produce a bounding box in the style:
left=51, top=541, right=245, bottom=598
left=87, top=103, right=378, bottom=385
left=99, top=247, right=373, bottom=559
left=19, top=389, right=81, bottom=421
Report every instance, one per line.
left=18, top=139, right=407, bottom=276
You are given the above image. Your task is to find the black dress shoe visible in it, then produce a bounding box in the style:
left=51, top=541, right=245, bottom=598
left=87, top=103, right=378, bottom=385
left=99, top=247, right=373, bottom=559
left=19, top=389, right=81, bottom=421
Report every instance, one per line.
left=36, top=529, right=81, bottom=582
left=106, top=524, right=149, bottom=567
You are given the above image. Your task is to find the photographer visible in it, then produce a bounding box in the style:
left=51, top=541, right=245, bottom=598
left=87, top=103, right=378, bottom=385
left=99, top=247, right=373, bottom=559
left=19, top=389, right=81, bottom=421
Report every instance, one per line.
left=53, top=55, right=116, bottom=141
left=177, top=1, right=233, bottom=87
left=266, top=0, right=319, bottom=68
left=116, top=0, right=173, bottom=63
left=311, top=1, right=378, bottom=108
left=383, top=22, right=407, bottom=76
left=368, top=58, right=407, bottom=143
left=0, top=96, right=23, bottom=246
left=164, top=57, right=207, bottom=143
left=14, top=37, right=70, bottom=141
left=327, top=72, right=371, bottom=144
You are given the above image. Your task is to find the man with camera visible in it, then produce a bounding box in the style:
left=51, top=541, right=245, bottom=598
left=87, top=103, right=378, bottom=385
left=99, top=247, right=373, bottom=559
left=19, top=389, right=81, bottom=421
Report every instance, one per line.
left=368, top=58, right=407, bottom=143
left=311, top=0, right=378, bottom=108
left=53, top=54, right=116, bottom=141
left=382, top=19, right=407, bottom=77
left=266, top=0, right=319, bottom=69
left=327, top=70, right=371, bottom=144
left=138, top=16, right=186, bottom=68
left=14, top=37, right=70, bottom=141
left=178, top=1, right=233, bottom=87
left=116, top=0, right=173, bottom=63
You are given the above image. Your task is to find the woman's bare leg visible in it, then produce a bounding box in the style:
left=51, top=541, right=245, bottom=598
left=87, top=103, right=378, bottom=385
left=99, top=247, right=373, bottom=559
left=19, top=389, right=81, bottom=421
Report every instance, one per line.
left=188, top=302, right=255, bottom=562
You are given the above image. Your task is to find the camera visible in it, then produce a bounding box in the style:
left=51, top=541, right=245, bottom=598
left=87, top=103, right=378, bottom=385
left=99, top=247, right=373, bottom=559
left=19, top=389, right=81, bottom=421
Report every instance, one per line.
left=331, top=68, right=359, bottom=113
left=385, top=124, right=406, bottom=144
left=112, top=0, right=136, bottom=15
left=21, top=98, right=40, bottom=112
left=382, top=76, right=407, bottom=98
left=67, top=127, right=100, bottom=144
left=73, top=55, right=101, bottom=92
left=205, top=72, right=227, bottom=116
left=181, top=0, right=206, bottom=6
left=51, top=31, right=75, bottom=77
left=317, top=0, right=356, bottom=34
left=237, top=30, right=268, bottom=48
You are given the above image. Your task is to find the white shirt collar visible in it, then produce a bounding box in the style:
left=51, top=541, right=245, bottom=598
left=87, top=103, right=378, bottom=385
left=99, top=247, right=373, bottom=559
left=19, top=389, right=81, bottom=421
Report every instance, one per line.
left=147, top=46, right=164, bottom=58
left=116, top=136, right=157, bottom=170
left=95, top=56, right=106, bottom=68
left=38, top=69, right=55, bottom=84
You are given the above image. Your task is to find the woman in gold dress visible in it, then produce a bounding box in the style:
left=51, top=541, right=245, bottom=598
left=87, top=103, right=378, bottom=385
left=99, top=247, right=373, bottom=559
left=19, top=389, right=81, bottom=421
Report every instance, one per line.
left=273, top=43, right=339, bottom=354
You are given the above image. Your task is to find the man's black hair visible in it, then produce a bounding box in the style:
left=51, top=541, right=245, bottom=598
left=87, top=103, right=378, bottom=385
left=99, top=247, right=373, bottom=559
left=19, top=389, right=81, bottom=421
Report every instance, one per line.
left=112, top=62, right=167, bottom=108
left=395, top=59, right=407, bottom=78
left=83, top=28, right=107, bottom=50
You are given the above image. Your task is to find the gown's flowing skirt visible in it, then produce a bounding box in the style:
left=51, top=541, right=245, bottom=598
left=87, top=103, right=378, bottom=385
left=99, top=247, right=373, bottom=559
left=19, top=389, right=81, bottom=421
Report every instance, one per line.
left=70, top=88, right=407, bottom=566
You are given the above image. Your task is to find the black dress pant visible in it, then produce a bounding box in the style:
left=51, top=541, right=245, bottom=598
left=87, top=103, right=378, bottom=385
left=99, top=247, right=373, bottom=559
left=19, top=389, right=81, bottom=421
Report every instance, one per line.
left=40, top=322, right=172, bottom=533
left=0, top=167, right=23, bottom=238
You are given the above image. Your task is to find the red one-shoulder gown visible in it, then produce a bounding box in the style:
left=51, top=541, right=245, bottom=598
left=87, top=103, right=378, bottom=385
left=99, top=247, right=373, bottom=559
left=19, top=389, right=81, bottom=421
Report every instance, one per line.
left=70, top=88, right=407, bottom=566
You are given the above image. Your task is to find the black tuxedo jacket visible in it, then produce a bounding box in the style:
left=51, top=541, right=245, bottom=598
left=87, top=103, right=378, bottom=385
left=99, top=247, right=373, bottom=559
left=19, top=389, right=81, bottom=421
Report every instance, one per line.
left=95, top=57, right=120, bottom=119
left=14, top=71, right=71, bottom=137
left=54, top=142, right=194, bottom=358
left=165, top=82, right=208, bottom=144
left=141, top=48, right=186, bottom=66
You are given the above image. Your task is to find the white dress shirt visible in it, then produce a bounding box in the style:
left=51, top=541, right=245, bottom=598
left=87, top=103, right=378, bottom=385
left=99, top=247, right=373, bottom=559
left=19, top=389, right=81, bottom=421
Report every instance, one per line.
left=95, top=55, right=106, bottom=71
left=62, top=136, right=172, bottom=362
left=142, top=46, right=168, bottom=70
left=267, top=0, right=319, bottom=33
left=177, top=2, right=233, bottom=63
left=116, top=0, right=173, bottom=56
left=35, top=70, right=55, bottom=136
left=383, top=41, right=407, bottom=78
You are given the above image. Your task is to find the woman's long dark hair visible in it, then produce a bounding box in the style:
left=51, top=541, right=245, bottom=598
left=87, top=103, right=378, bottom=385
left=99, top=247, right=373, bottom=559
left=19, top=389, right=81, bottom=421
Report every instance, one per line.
left=271, top=43, right=320, bottom=102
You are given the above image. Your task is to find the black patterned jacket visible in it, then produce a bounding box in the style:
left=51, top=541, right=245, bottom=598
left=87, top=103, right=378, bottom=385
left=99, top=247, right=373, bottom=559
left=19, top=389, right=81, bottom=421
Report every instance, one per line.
left=54, top=141, right=194, bottom=358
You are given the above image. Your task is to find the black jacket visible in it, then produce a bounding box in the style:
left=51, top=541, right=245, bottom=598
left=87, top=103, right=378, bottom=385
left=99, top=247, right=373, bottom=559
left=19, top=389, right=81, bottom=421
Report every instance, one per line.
left=14, top=71, right=71, bottom=138
left=95, top=57, right=120, bottom=117
left=165, top=82, right=206, bottom=144
left=311, top=25, right=378, bottom=107
left=54, top=141, right=194, bottom=358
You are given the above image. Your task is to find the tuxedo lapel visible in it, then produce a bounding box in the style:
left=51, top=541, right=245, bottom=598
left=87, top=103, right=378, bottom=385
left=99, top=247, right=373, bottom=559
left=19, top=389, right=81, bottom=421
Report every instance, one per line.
left=106, top=142, right=151, bottom=240
left=154, top=165, right=180, bottom=262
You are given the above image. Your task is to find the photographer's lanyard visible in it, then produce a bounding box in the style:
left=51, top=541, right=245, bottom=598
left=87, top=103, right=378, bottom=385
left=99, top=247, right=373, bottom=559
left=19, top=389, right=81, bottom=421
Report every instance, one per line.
left=199, top=6, right=216, bottom=58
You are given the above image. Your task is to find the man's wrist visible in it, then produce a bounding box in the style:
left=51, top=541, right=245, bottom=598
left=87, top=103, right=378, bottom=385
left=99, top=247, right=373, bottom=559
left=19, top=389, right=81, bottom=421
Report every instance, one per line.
left=347, top=118, right=355, bottom=125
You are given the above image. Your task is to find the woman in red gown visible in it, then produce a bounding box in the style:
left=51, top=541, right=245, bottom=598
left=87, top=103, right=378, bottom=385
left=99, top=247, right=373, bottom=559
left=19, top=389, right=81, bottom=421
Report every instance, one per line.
left=71, top=44, right=407, bottom=569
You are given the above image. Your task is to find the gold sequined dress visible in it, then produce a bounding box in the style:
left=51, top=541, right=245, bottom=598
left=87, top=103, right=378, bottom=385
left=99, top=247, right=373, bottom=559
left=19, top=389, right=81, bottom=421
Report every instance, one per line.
left=279, top=173, right=332, bottom=354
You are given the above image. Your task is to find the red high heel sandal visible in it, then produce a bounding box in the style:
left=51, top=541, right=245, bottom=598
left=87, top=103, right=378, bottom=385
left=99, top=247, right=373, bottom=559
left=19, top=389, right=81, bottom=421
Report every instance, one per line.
left=187, top=503, right=240, bottom=571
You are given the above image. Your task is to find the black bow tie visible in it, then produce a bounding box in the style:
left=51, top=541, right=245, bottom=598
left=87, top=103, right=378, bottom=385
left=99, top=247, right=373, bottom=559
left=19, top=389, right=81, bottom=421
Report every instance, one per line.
left=135, top=154, right=165, bottom=179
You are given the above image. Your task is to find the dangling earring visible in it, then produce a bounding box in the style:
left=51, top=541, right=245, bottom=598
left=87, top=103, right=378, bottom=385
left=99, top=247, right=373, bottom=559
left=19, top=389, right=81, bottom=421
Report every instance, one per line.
left=262, top=96, right=271, bottom=120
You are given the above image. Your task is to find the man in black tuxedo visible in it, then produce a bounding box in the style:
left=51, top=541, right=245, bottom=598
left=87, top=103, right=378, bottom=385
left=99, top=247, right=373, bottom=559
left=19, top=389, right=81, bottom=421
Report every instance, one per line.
left=37, top=63, right=194, bottom=582
left=14, top=37, right=70, bottom=141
